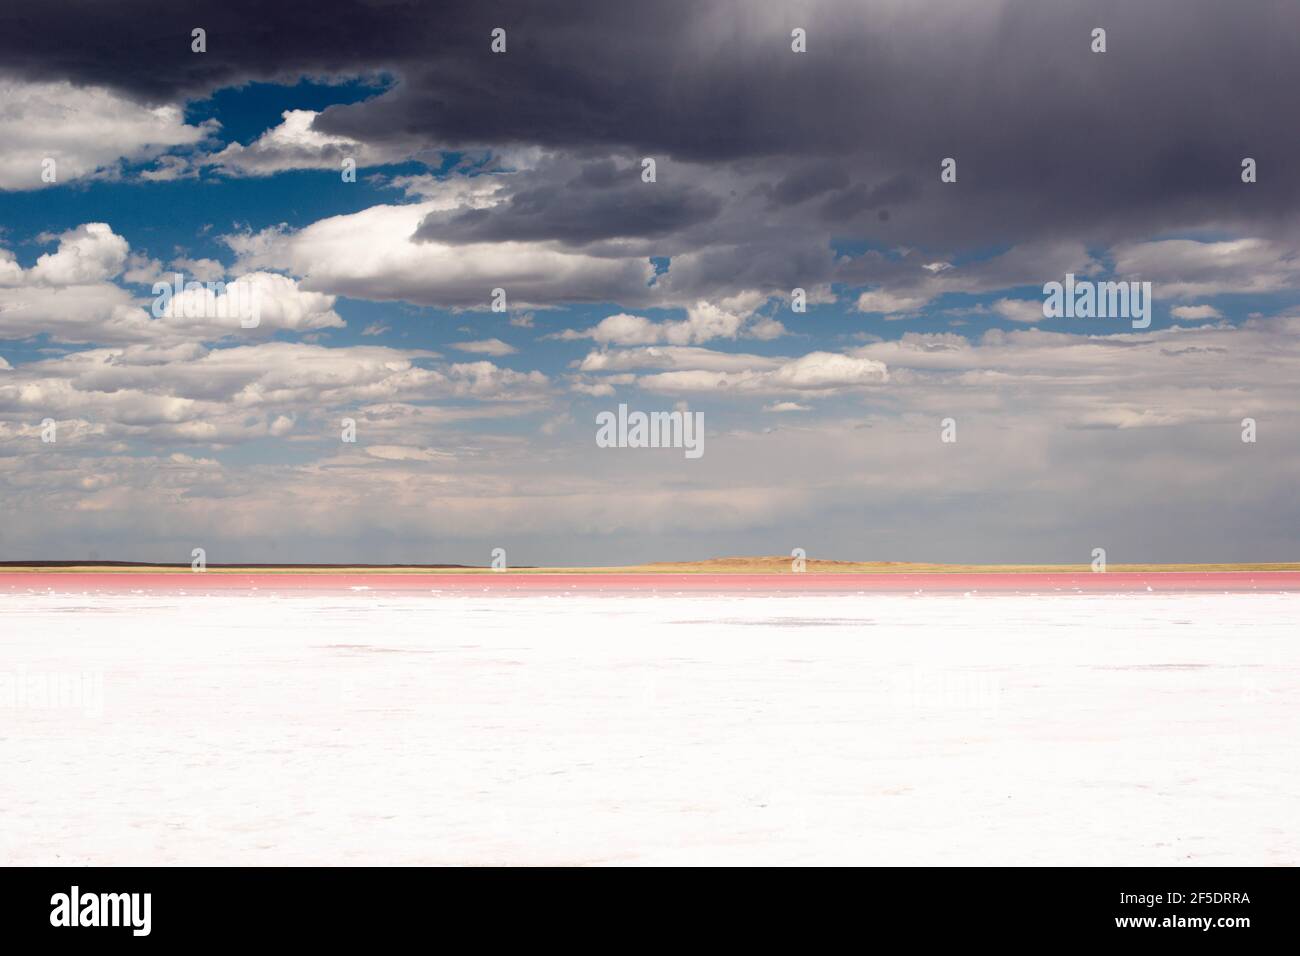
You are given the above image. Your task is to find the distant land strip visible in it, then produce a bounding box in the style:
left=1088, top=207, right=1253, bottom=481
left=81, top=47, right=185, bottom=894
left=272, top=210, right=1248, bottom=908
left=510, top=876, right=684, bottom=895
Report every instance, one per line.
left=2, top=557, right=1298, bottom=574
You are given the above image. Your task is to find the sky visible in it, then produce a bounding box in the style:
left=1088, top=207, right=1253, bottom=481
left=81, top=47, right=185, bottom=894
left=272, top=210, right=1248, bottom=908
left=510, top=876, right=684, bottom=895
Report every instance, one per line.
left=1, top=0, right=1298, bottom=566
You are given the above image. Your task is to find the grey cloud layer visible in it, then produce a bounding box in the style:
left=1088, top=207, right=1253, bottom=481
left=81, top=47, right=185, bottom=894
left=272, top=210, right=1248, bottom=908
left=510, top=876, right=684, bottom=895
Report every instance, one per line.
left=4, top=1, right=1299, bottom=246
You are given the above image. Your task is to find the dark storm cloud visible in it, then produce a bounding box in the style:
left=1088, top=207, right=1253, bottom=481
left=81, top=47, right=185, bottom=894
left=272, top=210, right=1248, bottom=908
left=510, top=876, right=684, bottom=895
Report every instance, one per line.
left=4, top=0, right=1300, bottom=246
left=818, top=175, right=921, bottom=222
left=414, top=159, right=724, bottom=245
left=768, top=161, right=851, bottom=207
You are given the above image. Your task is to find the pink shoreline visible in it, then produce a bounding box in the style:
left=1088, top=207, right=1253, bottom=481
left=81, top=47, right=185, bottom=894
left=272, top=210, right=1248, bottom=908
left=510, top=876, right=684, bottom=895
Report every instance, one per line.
left=1, top=571, right=1298, bottom=595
